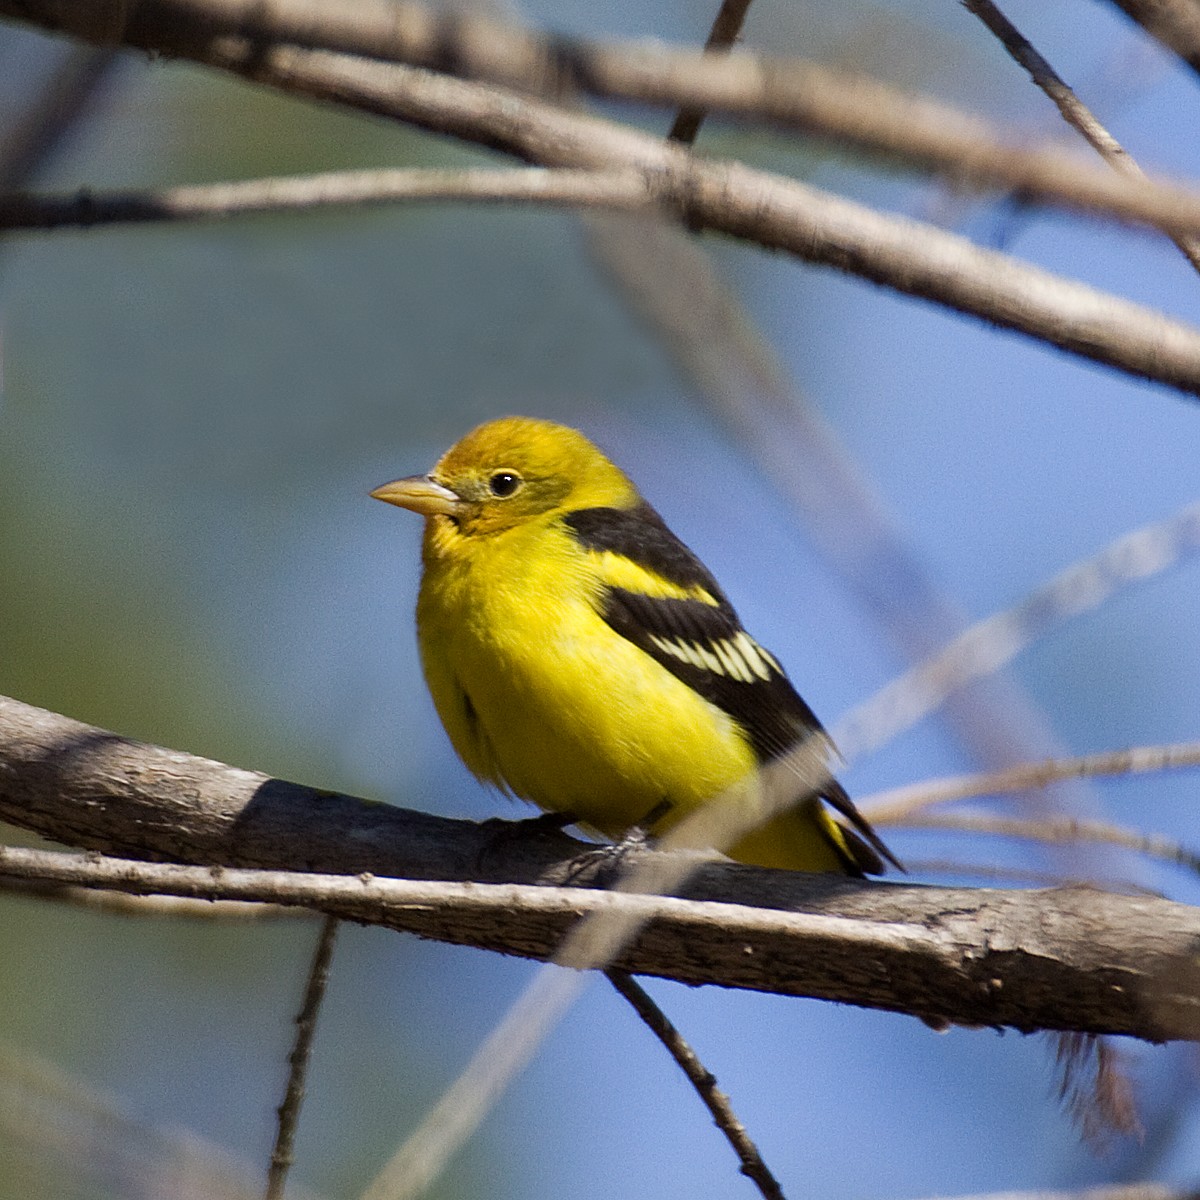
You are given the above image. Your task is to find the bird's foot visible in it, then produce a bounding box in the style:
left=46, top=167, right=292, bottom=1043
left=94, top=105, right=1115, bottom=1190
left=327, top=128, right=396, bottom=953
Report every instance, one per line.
left=562, top=813, right=667, bottom=887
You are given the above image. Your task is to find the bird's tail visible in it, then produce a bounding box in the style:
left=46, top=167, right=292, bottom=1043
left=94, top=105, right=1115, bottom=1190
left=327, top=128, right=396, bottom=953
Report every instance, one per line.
left=727, top=785, right=900, bottom=877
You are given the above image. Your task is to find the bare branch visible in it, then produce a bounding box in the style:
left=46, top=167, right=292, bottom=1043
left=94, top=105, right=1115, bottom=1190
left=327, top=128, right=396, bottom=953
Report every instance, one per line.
left=666, top=0, right=755, bottom=145
left=899, top=812, right=1200, bottom=875
left=864, top=739, right=1200, bottom=822
left=835, top=499, right=1200, bottom=759
left=965, top=0, right=1145, bottom=168
left=5, top=840, right=1200, bottom=1042
left=605, top=969, right=785, bottom=1200
left=3, top=699, right=1200, bottom=1041
left=0, top=874, right=305, bottom=917
left=7, top=2, right=1200, bottom=395
left=16, top=0, right=1200, bottom=242
left=0, top=167, right=655, bottom=230
left=964, top=0, right=1200, bottom=272
left=266, top=916, right=339, bottom=1200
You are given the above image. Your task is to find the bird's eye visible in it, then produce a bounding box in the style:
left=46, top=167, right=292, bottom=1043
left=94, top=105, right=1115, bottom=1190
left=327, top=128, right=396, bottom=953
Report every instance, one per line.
left=488, top=471, right=522, bottom=497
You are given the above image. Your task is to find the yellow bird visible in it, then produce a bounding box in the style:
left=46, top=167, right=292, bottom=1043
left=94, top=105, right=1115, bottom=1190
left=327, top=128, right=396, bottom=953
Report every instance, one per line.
left=372, top=416, right=897, bottom=875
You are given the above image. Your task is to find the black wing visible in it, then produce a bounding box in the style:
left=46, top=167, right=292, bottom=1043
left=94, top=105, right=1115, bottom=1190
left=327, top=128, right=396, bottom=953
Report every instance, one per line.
left=564, top=502, right=900, bottom=872
left=564, top=502, right=824, bottom=764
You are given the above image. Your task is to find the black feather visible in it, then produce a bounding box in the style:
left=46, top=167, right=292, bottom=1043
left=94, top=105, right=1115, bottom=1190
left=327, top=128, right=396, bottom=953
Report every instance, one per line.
left=565, top=503, right=823, bottom=763
left=564, top=503, right=730, bottom=599
left=601, top=588, right=820, bottom=764
left=564, top=502, right=901, bottom=874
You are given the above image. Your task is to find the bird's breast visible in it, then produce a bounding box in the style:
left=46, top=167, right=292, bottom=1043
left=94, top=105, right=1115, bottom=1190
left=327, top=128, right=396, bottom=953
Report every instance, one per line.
left=415, top=522, right=757, bottom=835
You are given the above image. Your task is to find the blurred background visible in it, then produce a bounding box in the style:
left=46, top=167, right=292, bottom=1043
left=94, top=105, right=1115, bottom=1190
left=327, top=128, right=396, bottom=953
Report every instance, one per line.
left=3, top=0, right=1200, bottom=1196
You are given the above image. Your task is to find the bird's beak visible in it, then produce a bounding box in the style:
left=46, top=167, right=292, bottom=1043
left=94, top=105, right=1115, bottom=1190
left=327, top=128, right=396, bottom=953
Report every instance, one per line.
left=370, top=474, right=462, bottom=516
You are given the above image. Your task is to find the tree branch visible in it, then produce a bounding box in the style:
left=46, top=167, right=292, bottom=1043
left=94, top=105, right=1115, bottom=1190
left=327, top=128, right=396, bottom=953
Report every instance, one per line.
left=266, top=916, right=338, bottom=1200
left=13, top=0, right=1200, bottom=241
left=605, top=968, right=785, bottom=1200
left=0, top=167, right=656, bottom=229
left=3, top=695, right=1200, bottom=1042
left=863, top=739, right=1200, bottom=822
left=665, top=0, right=755, bottom=145
left=7, top=0, right=1200, bottom=396
left=963, top=0, right=1200, bottom=273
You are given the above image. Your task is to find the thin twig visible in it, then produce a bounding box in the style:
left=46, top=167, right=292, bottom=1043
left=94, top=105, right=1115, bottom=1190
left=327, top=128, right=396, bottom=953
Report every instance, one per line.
left=863, top=738, right=1200, bottom=822
left=604, top=969, right=785, bottom=1200
left=898, top=812, right=1200, bottom=875
left=667, top=0, right=755, bottom=145
left=266, top=915, right=340, bottom=1200
left=963, top=0, right=1200, bottom=272
left=834, top=498, right=1200, bottom=760
left=0, top=873, right=305, bottom=918
left=0, top=167, right=655, bottom=230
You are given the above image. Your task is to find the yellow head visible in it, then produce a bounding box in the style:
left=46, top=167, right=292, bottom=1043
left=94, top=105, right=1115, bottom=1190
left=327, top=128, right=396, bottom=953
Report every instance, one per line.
left=371, top=416, right=639, bottom=537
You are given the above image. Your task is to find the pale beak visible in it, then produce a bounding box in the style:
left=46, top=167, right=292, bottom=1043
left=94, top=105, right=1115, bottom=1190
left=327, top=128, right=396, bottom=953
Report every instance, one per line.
left=370, top=474, right=461, bottom=516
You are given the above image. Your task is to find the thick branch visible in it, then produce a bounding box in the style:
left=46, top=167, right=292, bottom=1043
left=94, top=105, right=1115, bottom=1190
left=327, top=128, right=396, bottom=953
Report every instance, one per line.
left=6, top=3, right=1200, bottom=395
left=2, top=695, right=1200, bottom=1042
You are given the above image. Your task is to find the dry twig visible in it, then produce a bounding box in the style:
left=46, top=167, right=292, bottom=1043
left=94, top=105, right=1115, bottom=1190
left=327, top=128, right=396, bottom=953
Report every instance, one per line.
left=2, top=796, right=1200, bottom=1040
left=863, top=739, right=1200, bottom=823
left=666, top=0, right=754, bottom=145
left=963, top=0, right=1200, bottom=272
left=0, top=167, right=654, bottom=229
left=605, top=969, right=785, bottom=1200
left=266, top=916, right=340, bottom=1200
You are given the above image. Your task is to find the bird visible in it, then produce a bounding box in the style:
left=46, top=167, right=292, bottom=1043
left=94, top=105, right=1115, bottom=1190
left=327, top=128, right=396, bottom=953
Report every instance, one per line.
left=371, top=416, right=898, bottom=876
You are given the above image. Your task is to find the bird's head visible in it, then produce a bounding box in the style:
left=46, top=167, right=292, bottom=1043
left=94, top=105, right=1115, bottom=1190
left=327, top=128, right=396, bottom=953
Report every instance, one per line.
left=372, top=416, right=639, bottom=537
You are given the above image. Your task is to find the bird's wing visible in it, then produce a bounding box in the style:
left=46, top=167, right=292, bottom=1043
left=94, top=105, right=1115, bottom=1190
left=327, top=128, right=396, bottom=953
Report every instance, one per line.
left=564, top=502, right=900, bottom=872
left=563, top=502, right=825, bottom=765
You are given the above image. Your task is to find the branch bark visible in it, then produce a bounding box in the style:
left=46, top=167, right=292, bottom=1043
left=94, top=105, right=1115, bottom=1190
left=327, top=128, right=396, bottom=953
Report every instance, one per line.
left=6, top=0, right=1200, bottom=396
left=2, top=694, right=1200, bottom=1043
left=0, top=167, right=656, bottom=229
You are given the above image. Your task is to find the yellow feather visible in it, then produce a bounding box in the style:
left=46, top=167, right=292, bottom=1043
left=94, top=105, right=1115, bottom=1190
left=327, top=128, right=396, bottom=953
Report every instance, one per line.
left=589, top=549, right=719, bottom=604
